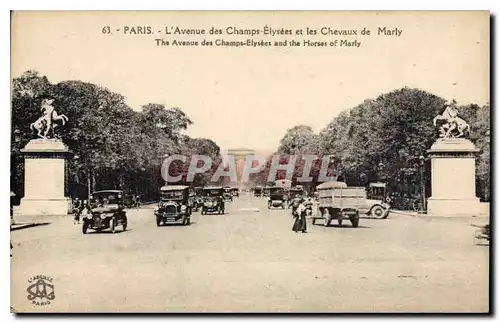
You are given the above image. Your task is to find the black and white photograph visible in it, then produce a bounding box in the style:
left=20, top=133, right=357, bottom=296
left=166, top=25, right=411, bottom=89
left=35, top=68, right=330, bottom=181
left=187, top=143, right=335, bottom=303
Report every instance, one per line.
left=9, top=10, right=490, bottom=313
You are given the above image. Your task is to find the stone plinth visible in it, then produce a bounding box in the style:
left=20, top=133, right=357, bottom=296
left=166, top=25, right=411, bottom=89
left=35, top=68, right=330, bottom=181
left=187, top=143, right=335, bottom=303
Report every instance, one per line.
left=18, top=139, right=71, bottom=217
left=427, top=138, right=481, bottom=216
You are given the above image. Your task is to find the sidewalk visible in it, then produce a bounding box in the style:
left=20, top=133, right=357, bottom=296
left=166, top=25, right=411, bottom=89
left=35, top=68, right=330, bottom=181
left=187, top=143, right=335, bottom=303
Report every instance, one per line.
left=390, top=209, right=490, bottom=227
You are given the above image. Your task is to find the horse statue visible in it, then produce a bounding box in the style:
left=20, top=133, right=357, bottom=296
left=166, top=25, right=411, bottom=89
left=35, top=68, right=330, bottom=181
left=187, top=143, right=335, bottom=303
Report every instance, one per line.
left=30, top=98, right=69, bottom=139
left=432, top=101, right=470, bottom=139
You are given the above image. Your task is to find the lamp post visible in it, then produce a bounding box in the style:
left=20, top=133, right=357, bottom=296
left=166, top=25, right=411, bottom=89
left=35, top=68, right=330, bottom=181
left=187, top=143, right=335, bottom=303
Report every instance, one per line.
left=73, top=155, right=92, bottom=199
left=419, top=155, right=427, bottom=214
left=377, top=162, right=384, bottom=182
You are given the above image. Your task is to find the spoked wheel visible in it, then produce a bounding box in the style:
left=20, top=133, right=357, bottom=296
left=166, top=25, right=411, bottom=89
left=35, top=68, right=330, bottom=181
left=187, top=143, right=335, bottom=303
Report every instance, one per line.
left=110, top=218, right=116, bottom=233
left=349, top=212, right=360, bottom=228
left=370, top=205, right=386, bottom=219
left=82, top=222, right=88, bottom=234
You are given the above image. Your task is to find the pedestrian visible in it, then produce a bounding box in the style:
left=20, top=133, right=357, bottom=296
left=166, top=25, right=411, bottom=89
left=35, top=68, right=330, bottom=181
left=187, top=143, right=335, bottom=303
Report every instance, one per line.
left=292, top=199, right=307, bottom=233
left=290, top=194, right=301, bottom=216
left=73, top=198, right=81, bottom=224
left=80, top=200, right=91, bottom=223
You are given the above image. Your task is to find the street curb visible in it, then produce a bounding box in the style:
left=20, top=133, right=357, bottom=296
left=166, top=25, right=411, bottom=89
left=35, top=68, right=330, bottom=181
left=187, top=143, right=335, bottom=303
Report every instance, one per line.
left=391, top=210, right=490, bottom=221
left=10, top=222, right=50, bottom=231
left=390, top=210, right=419, bottom=217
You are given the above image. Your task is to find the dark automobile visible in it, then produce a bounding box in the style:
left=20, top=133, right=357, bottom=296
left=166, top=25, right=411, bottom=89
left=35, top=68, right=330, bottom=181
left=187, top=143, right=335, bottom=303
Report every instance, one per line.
left=223, top=187, right=233, bottom=201
left=155, top=185, right=192, bottom=226
left=124, top=194, right=140, bottom=208
left=254, top=186, right=263, bottom=197
left=193, top=186, right=204, bottom=212
left=268, top=186, right=286, bottom=209
left=83, top=190, right=128, bottom=234
left=201, top=187, right=225, bottom=215
left=231, top=187, right=240, bottom=197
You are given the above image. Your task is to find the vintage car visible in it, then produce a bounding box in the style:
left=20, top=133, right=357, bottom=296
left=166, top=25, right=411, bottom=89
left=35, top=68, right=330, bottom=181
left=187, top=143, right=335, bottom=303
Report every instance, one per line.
left=254, top=186, right=263, bottom=197
left=268, top=186, right=286, bottom=209
left=230, top=187, right=240, bottom=197
left=201, top=187, right=225, bottom=215
left=83, top=190, right=128, bottom=234
left=289, top=185, right=304, bottom=197
left=365, top=182, right=391, bottom=218
left=123, top=194, right=140, bottom=208
left=188, top=188, right=199, bottom=211
left=155, top=185, right=192, bottom=226
left=223, top=187, right=233, bottom=201
left=311, top=182, right=362, bottom=227
left=193, top=187, right=204, bottom=211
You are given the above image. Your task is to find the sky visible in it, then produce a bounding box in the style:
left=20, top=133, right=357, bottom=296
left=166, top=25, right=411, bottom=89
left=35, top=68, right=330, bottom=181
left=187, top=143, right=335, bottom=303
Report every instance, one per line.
left=11, top=11, right=490, bottom=153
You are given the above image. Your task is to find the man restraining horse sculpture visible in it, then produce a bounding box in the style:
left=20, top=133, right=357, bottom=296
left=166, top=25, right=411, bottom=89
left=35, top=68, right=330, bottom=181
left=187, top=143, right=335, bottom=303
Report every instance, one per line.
left=30, top=98, right=69, bottom=139
left=433, top=101, right=470, bottom=139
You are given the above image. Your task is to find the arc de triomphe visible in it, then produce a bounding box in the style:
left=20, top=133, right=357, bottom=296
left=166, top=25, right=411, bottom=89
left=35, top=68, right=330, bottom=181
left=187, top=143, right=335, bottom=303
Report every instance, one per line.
left=227, top=148, right=255, bottom=186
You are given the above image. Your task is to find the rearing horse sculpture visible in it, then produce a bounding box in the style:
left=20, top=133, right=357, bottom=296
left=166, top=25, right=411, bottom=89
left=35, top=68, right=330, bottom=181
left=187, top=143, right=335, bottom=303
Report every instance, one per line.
left=432, top=102, right=470, bottom=139
left=30, top=98, right=69, bottom=139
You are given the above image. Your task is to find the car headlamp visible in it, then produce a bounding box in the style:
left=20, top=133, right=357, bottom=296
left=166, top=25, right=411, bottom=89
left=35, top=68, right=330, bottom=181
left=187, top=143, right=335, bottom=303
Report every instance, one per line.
left=180, top=205, right=187, bottom=211
left=100, top=214, right=107, bottom=219
left=87, top=213, right=93, bottom=219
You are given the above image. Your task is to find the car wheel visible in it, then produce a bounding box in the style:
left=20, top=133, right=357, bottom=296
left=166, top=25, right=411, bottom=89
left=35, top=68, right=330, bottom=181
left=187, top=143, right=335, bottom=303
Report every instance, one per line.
left=186, top=218, right=191, bottom=225
left=370, top=205, right=385, bottom=219
left=156, top=218, right=161, bottom=227
left=82, top=222, right=88, bottom=234
left=350, top=212, right=360, bottom=228
left=110, top=218, right=116, bottom=233
left=323, top=209, right=331, bottom=227
left=122, top=221, right=127, bottom=231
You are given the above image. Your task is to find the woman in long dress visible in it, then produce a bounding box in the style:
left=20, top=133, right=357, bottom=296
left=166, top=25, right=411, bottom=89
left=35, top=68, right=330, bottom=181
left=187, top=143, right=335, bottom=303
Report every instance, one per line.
left=292, top=202, right=307, bottom=233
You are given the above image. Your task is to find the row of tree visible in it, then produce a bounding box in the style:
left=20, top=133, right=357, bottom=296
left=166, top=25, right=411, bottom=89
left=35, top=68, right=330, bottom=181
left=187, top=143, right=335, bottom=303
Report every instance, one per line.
left=11, top=70, right=223, bottom=202
left=253, top=88, right=490, bottom=202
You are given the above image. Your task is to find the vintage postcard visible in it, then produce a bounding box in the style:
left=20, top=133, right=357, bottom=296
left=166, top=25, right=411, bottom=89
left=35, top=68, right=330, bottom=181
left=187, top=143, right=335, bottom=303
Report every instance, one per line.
left=10, top=11, right=490, bottom=313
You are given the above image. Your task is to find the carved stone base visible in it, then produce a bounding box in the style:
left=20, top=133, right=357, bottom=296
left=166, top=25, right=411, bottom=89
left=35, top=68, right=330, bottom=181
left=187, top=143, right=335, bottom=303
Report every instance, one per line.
left=18, top=139, right=71, bottom=217
left=17, top=198, right=71, bottom=217
left=427, top=197, right=482, bottom=217
left=427, top=138, right=482, bottom=216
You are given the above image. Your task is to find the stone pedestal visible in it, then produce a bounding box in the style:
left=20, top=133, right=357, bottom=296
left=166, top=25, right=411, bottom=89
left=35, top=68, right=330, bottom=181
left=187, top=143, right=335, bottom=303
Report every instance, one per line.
left=427, top=138, right=481, bottom=216
left=18, top=139, right=71, bottom=217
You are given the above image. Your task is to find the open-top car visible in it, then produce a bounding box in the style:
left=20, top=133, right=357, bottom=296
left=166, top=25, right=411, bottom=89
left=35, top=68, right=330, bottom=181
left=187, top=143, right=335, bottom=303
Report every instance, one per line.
left=223, top=187, right=233, bottom=201
left=201, top=187, right=225, bottom=215
left=83, top=190, right=128, bottom=234
left=155, top=185, right=192, bottom=226
left=268, top=186, right=286, bottom=209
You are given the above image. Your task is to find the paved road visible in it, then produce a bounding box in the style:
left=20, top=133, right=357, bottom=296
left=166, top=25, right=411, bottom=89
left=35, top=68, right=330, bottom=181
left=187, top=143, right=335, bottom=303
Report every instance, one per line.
left=11, top=194, right=489, bottom=313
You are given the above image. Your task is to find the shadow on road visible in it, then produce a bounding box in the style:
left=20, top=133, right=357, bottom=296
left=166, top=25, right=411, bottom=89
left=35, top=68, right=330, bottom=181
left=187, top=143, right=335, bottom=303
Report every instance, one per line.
left=157, top=223, right=196, bottom=227
left=86, top=229, right=129, bottom=234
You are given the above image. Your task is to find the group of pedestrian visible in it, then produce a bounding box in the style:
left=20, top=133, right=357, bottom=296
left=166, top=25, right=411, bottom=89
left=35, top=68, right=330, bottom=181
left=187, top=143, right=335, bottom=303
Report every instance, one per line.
left=72, top=198, right=91, bottom=224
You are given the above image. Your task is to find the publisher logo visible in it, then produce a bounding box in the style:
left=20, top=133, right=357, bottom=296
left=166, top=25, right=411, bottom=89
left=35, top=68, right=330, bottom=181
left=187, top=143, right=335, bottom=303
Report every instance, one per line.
left=26, top=275, right=55, bottom=306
